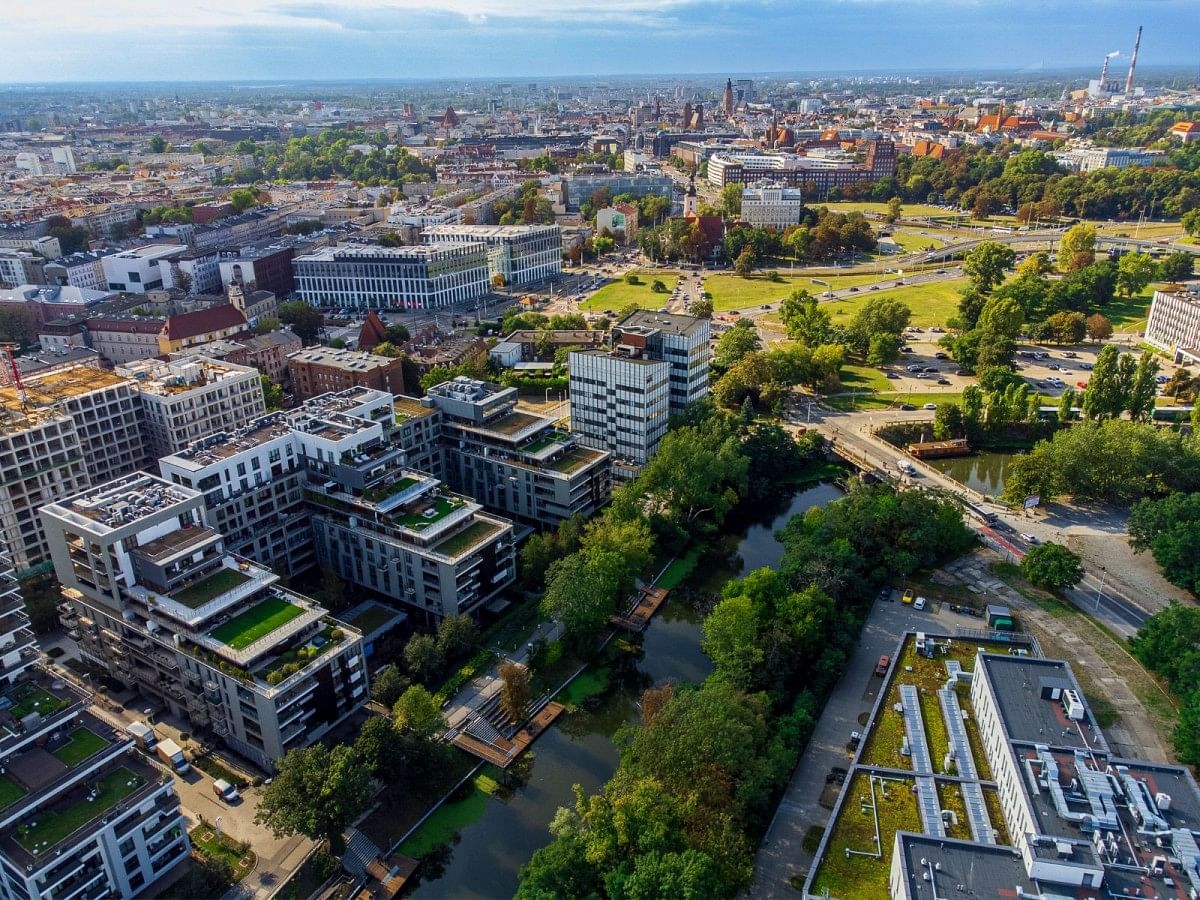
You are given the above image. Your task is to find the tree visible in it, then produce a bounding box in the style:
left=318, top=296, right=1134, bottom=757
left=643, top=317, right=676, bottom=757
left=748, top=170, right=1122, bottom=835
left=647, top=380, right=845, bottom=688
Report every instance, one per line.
left=255, top=744, right=372, bottom=854
left=885, top=196, right=903, bottom=223
left=779, top=290, right=832, bottom=346
left=1020, top=542, right=1084, bottom=589
left=260, top=375, right=284, bottom=411
left=353, top=715, right=404, bottom=778
left=1117, top=252, right=1157, bottom=298
left=701, top=593, right=763, bottom=690
left=733, top=246, right=756, bottom=276
left=541, top=552, right=625, bottom=646
left=277, top=301, right=323, bottom=344
left=229, top=188, right=259, bottom=213
left=148, top=135, right=167, bottom=153
left=1058, top=223, right=1096, bottom=272
left=866, top=332, right=902, bottom=366
left=715, top=320, right=760, bottom=368
left=719, top=182, right=743, bottom=218
left=1017, top=252, right=1052, bottom=277
left=255, top=316, right=281, bottom=335
left=1174, top=692, right=1200, bottom=765
left=845, top=297, right=911, bottom=356
left=963, top=241, right=1015, bottom=293
left=1057, top=387, right=1076, bottom=422
left=651, top=279, right=668, bottom=293
left=1183, top=209, right=1200, bottom=237
left=370, top=664, right=409, bottom=708
left=1086, top=313, right=1113, bottom=343
left=976, top=296, right=1024, bottom=339
left=933, top=403, right=965, bottom=439
left=403, top=634, right=444, bottom=684
left=1082, top=345, right=1127, bottom=420
left=638, top=420, right=749, bottom=528
left=393, top=685, right=445, bottom=739
left=1159, top=251, right=1195, bottom=283
left=1045, top=310, right=1087, bottom=344
left=690, top=298, right=714, bottom=318
left=593, top=235, right=616, bottom=255
left=1126, top=352, right=1159, bottom=421
left=436, top=613, right=478, bottom=661
left=498, top=661, right=532, bottom=723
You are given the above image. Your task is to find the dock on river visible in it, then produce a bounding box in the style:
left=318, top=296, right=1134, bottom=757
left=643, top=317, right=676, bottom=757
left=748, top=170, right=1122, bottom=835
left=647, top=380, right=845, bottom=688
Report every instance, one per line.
left=451, top=701, right=565, bottom=768
left=610, top=586, right=669, bottom=632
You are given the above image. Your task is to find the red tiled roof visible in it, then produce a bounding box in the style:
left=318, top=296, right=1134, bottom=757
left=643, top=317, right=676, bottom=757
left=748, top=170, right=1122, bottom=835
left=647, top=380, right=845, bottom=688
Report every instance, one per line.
left=161, top=304, right=248, bottom=341
left=1170, top=122, right=1199, bottom=134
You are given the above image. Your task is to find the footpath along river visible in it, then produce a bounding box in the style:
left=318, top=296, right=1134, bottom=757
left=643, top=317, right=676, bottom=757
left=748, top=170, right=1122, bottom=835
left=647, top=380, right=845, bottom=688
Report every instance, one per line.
left=406, top=482, right=845, bottom=898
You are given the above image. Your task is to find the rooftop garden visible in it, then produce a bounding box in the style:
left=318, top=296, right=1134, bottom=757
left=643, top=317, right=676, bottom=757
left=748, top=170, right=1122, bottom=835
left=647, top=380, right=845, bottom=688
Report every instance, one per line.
left=937, top=780, right=971, bottom=841
left=0, top=775, right=26, bottom=810
left=810, top=772, right=921, bottom=900
left=8, top=686, right=69, bottom=720
left=259, top=625, right=345, bottom=686
left=15, top=767, right=144, bottom=854
left=548, top=448, right=598, bottom=474
left=210, top=596, right=305, bottom=650
left=173, top=568, right=252, bottom=609
left=522, top=430, right=569, bottom=454
left=433, top=520, right=499, bottom=558
left=343, top=604, right=400, bottom=635
left=363, top=476, right=419, bottom=504
left=52, top=728, right=108, bottom=767
left=181, top=642, right=251, bottom=683
left=394, top=494, right=465, bottom=530
left=982, top=787, right=1011, bottom=845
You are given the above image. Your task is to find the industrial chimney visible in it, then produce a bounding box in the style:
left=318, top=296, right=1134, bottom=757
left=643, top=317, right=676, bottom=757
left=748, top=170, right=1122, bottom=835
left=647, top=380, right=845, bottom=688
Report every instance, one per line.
left=1124, top=26, right=1142, bottom=94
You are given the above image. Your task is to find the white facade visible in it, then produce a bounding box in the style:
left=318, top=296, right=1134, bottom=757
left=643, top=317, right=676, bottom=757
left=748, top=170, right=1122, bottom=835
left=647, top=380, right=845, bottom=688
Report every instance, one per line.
left=118, top=356, right=267, bottom=459
left=1058, top=147, right=1162, bottom=173
left=386, top=203, right=462, bottom=227
left=293, top=243, right=490, bottom=310
left=1145, top=284, right=1200, bottom=363
left=569, top=350, right=670, bottom=466
left=101, top=245, right=183, bottom=293
left=423, top=224, right=562, bottom=287
left=0, top=249, right=44, bottom=287
left=741, top=184, right=807, bottom=227
left=159, top=250, right=221, bottom=295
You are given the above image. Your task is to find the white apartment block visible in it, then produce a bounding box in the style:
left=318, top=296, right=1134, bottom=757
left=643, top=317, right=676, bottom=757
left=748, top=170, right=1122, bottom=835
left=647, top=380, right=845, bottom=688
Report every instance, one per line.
left=45, top=250, right=116, bottom=290
left=158, top=250, right=221, bottom=295
left=1058, top=147, right=1163, bottom=173
left=293, top=243, right=490, bottom=310
left=1145, top=283, right=1200, bottom=364
left=101, top=245, right=184, bottom=294
left=423, top=224, right=562, bottom=287
left=42, top=474, right=369, bottom=771
left=117, top=356, right=266, bottom=461
left=386, top=203, right=462, bottom=228
left=0, top=366, right=143, bottom=575
left=741, top=184, right=808, bottom=228
left=0, top=249, right=45, bottom=287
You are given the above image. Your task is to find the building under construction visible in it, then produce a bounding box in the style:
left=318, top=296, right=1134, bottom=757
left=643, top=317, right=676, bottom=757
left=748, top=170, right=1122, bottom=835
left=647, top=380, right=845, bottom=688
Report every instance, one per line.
left=0, top=364, right=143, bottom=575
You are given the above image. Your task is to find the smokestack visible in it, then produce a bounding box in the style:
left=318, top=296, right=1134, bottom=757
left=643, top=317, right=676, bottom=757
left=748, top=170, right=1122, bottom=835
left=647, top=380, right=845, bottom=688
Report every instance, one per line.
left=1099, top=51, right=1119, bottom=85
left=1125, top=26, right=1142, bottom=94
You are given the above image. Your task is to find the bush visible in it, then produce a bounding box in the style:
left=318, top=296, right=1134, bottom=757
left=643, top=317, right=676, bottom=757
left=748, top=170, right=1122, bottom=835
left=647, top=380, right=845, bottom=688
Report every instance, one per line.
left=311, top=849, right=339, bottom=882
left=625, top=273, right=640, bottom=285
left=1020, top=542, right=1084, bottom=589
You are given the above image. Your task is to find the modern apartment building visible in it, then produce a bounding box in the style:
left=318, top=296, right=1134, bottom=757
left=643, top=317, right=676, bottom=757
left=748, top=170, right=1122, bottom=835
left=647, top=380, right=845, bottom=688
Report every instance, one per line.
left=422, top=225, right=562, bottom=287
left=0, top=552, right=190, bottom=899
left=421, top=377, right=611, bottom=529
left=0, top=250, right=46, bottom=288
left=741, top=184, right=808, bottom=227
left=100, top=245, right=183, bottom=294
left=158, top=249, right=222, bottom=295
left=218, top=242, right=296, bottom=297
left=118, top=356, right=266, bottom=461
left=42, top=473, right=369, bottom=771
left=292, top=243, right=490, bottom=310
left=569, top=347, right=670, bottom=468
left=45, top=250, right=117, bottom=291
left=561, top=174, right=673, bottom=212
left=0, top=366, right=143, bottom=575
left=287, top=347, right=407, bottom=402
left=707, top=140, right=897, bottom=196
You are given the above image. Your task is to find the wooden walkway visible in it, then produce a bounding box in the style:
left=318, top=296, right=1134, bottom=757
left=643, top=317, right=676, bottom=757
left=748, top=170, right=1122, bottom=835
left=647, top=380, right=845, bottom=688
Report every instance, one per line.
left=451, top=701, right=565, bottom=768
left=355, top=854, right=418, bottom=899
left=610, top=586, right=669, bottom=632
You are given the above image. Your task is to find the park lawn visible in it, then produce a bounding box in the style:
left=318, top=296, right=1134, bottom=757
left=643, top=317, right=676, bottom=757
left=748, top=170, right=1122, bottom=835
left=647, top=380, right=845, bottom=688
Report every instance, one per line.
left=821, top=278, right=967, bottom=329
left=706, top=272, right=887, bottom=310
left=1105, top=284, right=1164, bottom=332
left=580, top=271, right=679, bottom=312
left=826, top=391, right=963, bottom=413
left=885, top=231, right=946, bottom=252
left=819, top=201, right=949, bottom=218
left=1093, top=221, right=1184, bottom=239
left=209, top=596, right=304, bottom=650
left=839, top=365, right=893, bottom=394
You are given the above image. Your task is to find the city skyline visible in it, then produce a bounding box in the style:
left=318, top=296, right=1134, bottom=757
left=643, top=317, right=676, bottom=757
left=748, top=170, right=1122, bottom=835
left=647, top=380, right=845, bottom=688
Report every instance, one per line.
left=2, top=0, right=1197, bottom=84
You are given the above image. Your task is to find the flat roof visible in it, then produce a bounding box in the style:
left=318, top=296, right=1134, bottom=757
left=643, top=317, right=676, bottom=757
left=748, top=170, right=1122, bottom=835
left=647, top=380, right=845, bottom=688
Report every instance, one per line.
left=424, top=224, right=559, bottom=238
left=288, top=347, right=400, bottom=371
left=894, top=834, right=1033, bottom=900
left=0, top=365, right=131, bottom=434
left=295, top=242, right=485, bottom=262
left=978, top=654, right=1106, bottom=750
left=619, top=309, right=708, bottom=338
left=48, top=473, right=199, bottom=533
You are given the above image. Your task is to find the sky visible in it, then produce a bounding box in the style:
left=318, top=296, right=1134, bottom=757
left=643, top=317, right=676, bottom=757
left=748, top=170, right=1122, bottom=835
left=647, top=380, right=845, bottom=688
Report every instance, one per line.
left=1, top=0, right=1196, bottom=83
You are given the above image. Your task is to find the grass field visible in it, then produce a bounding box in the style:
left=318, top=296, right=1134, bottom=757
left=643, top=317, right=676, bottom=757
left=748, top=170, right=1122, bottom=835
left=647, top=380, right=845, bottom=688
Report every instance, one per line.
left=210, top=596, right=304, bottom=649
left=821, top=278, right=966, bottom=329
left=1105, top=284, right=1162, bottom=332
left=580, top=271, right=680, bottom=312
left=826, top=392, right=963, bottom=412
left=191, top=823, right=255, bottom=881
left=838, top=364, right=894, bottom=394
left=705, top=272, right=889, bottom=310
left=884, top=231, right=946, bottom=253
left=819, top=201, right=950, bottom=218
left=52, top=728, right=107, bottom=766
left=1094, top=221, right=1184, bottom=239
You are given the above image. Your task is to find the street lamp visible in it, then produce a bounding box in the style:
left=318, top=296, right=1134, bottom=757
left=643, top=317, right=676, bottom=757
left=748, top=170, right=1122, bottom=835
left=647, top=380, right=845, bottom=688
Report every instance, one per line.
left=1095, top=566, right=1107, bottom=613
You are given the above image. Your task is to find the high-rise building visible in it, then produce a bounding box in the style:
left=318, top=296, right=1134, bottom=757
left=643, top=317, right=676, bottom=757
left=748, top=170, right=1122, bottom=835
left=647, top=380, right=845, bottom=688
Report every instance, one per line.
left=617, top=310, right=711, bottom=414
left=0, top=548, right=191, bottom=898
left=421, top=377, right=611, bottom=529
left=42, top=473, right=369, bottom=771
left=0, top=366, right=143, bottom=575
left=117, top=356, right=266, bottom=461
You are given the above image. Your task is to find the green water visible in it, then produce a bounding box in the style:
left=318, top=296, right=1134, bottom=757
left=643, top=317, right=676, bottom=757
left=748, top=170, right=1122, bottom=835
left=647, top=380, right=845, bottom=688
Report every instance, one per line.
left=927, top=451, right=1015, bottom=498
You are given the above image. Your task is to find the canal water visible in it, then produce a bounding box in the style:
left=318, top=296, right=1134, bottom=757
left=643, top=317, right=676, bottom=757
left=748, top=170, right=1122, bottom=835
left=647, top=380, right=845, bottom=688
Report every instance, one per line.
left=926, top=451, right=1015, bottom=498
left=408, top=482, right=844, bottom=899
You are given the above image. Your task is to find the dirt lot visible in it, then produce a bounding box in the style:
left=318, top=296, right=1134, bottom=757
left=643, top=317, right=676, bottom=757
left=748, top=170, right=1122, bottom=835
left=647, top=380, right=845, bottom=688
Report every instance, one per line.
left=1064, top=531, right=1194, bottom=614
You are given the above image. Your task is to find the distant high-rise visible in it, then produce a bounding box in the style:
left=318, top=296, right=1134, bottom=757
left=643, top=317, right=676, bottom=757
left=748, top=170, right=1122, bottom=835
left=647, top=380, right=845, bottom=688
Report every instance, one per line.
left=723, top=78, right=735, bottom=117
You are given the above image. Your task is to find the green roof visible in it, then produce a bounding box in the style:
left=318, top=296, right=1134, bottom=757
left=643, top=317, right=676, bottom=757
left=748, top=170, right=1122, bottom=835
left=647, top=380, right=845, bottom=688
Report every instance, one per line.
left=173, top=568, right=252, bottom=609
left=210, top=596, right=305, bottom=650
left=433, top=520, right=500, bottom=558
left=52, top=728, right=108, bottom=767
left=394, top=494, right=464, bottom=529
left=0, top=775, right=26, bottom=811
left=16, top=767, right=144, bottom=853
left=7, top=686, right=68, bottom=720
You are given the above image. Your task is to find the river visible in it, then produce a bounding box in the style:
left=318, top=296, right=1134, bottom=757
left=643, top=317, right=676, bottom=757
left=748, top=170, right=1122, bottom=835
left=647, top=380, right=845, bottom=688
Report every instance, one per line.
left=407, top=481, right=844, bottom=899
left=926, top=450, right=1014, bottom=497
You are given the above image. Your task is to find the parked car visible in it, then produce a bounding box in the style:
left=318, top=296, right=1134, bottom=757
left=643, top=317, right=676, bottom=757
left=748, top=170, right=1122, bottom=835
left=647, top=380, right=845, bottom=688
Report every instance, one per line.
left=213, top=779, right=240, bottom=803
left=886, top=372, right=900, bottom=379
left=924, top=367, right=939, bottom=373
left=899, top=403, right=917, bottom=410
left=914, top=597, right=927, bottom=611
left=934, top=352, right=948, bottom=360
left=901, top=589, right=915, bottom=605
left=955, top=369, right=973, bottom=377
left=937, top=378, right=951, bottom=385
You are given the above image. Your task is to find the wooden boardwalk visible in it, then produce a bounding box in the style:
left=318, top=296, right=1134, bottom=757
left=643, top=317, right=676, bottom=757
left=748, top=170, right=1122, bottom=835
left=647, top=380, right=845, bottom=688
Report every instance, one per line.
left=355, top=854, right=418, bottom=899
left=451, top=701, right=565, bottom=768
left=610, top=586, right=669, bottom=632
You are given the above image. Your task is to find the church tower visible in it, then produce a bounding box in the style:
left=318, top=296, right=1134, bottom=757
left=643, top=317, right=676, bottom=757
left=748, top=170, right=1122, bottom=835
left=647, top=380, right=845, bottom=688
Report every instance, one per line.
left=723, top=78, right=734, bottom=118
left=683, top=173, right=698, bottom=217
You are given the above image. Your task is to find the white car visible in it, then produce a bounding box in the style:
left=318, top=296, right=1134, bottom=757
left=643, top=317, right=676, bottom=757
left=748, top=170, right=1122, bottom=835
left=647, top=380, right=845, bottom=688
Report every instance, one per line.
left=914, top=597, right=927, bottom=611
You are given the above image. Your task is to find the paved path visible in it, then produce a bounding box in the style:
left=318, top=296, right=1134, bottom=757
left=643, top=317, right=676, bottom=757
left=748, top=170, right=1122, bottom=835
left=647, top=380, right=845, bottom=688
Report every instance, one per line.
left=749, top=596, right=961, bottom=897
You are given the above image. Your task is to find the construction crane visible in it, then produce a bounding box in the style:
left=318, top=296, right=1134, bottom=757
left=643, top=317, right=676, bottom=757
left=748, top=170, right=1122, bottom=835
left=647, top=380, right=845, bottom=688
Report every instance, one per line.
left=1125, top=26, right=1142, bottom=95
left=0, top=343, right=27, bottom=407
